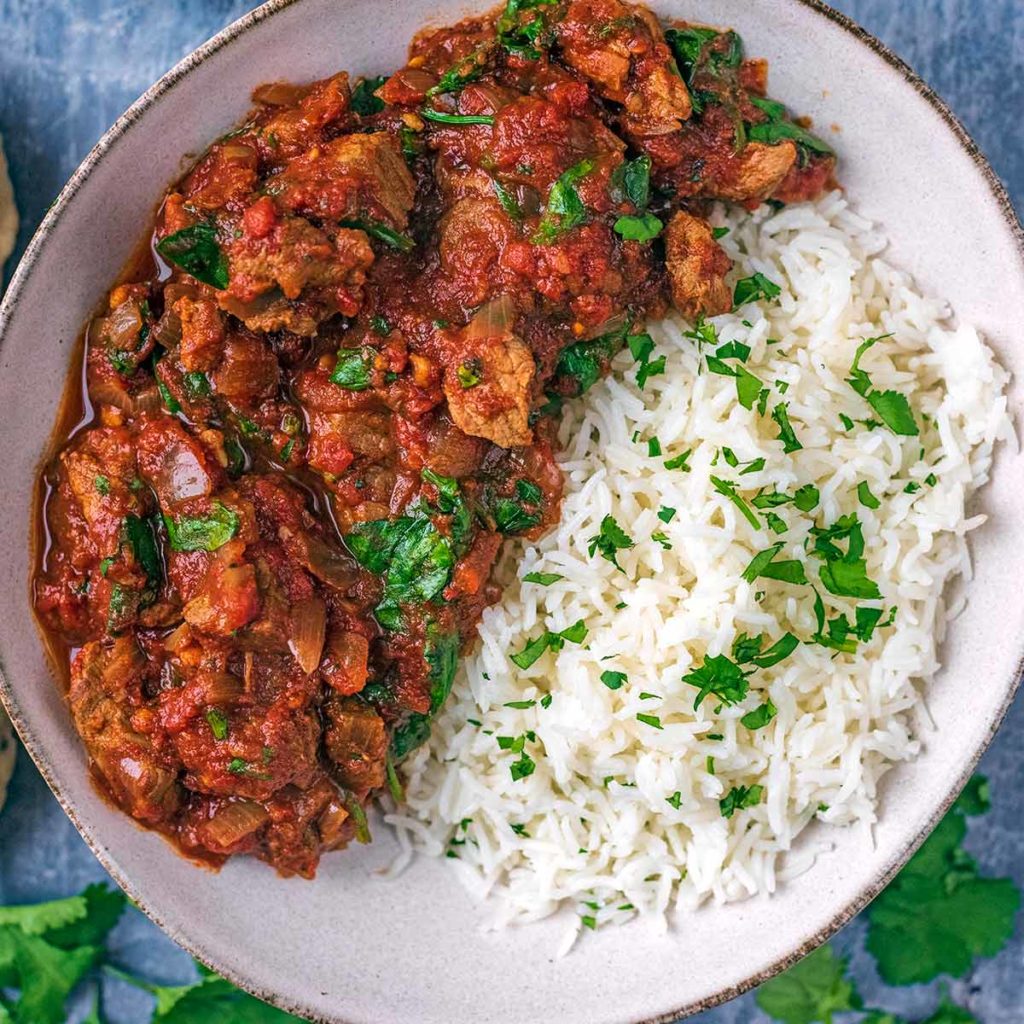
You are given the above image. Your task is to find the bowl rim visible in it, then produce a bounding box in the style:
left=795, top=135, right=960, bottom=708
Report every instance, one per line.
left=0, top=1, right=1022, bottom=1021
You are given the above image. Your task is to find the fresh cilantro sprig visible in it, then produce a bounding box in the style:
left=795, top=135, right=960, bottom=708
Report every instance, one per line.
left=756, top=776, right=1017, bottom=1024
left=0, top=884, right=304, bottom=1022
left=866, top=776, right=1020, bottom=984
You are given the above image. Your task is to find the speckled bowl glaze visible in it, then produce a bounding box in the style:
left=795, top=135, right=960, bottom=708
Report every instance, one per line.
left=0, top=1, right=1022, bottom=1021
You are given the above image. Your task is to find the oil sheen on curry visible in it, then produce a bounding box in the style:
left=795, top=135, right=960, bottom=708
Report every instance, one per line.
left=33, top=0, right=835, bottom=877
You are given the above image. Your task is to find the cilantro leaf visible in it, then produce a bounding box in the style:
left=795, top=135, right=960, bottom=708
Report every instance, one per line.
left=720, top=783, right=764, bottom=818
left=587, top=514, right=634, bottom=570
left=866, top=775, right=1021, bottom=985
left=522, top=571, right=563, bottom=585
left=741, top=699, right=777, bottom=730
left=858, top=481, right=881, bottom=509
left=755, top=944, right=861, bottom=1024
left=329, top=346, right=375, bottom=390
left=683, top=653, right=750, bottom=709
left=601, top=670, right=627, bottom=690
left=510, top=619, right=588, bottom=669
left=711, top=476, right=761, bottom=530
left=741, top=543, right=807, bottom=585
left=771, top=402, right=803, bottom=452
left=867, top=389, right=919, bottom=436
left=534, top=159, right=593, bottom=244
left=350, top=76, right=387, bottom=115
left=163, top=503, right=239, bottom=553
left=733, top=272, right=781, bottom=307
left=613, top=212, right=663, bottom=242
left=156, top=222, right=229, bottom=290
left=4, top=930, right=99, bottom=1024
left=846, top=336, right=918, bottom=436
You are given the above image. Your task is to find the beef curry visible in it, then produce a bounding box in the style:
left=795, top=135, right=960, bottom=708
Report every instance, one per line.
left=33, top=0, right=835, bottom=877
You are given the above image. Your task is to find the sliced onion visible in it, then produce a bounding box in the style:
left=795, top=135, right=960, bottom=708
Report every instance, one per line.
left=152, top=310, right=182, bottom=350
left=203, top=671, right=245, bottom=705
left=132, top=386, right=163, bottom=417
left=106, top=300, right=143, bottom=350
left=464, top=294, right=515, bottom=340
left=89, top=380, right=135, bottom=414
left=279, top=527, right=357, bottom=591
left=220, top=142, right=256, bottom=162
left=90, top=635, right=143, bottom=688
left=288, top=595, right=327, bottom=675
left=162, top=283, right=200, bottom=307
left=200, top=800, right=269, bottom=849
left=161, top=444, right=213, bottom=502
left=253, top=81, right=306, bottom=106
left=317, top=795, right=350, bottom=849
left=163, top=622, right=192, bottom=653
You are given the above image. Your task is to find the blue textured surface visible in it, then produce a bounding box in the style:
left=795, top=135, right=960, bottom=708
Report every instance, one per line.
left=0, top=2, right=1021, bottom=1021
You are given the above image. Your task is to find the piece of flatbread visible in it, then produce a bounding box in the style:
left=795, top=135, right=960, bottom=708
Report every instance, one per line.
left=0, top=707, right=15, bottom=814
left=0, top=134, right=17, bottom=269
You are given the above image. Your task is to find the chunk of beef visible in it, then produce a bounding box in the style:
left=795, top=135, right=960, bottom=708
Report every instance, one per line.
left=663, top=210, right=732, bottom=319
left=443, top=330, right=534, bottom=449
left=274, top=134, right=416, bottom=229
left=254, top=72, right=351, bottom=160
left=181, top=140, right=259, bottom=211
left=556, top=0, right=691, bottom=137
left=60, top=427, right=140, bottom=557
left=70, top=638, right=182, bottom=824
left=703, top=140, right=797, bottom=205
left=176, top=296, right=226, bottom=373
left=323, top=695, right=387, bottom=794
left=210, top=330, right=280, bottom=404
left=220, top=215, right=375, bottom=335
left=321, top=628, right=371, bottom=695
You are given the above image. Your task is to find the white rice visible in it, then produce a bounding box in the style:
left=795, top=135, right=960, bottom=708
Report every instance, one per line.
left=386, top=191, right=1014, bottom=943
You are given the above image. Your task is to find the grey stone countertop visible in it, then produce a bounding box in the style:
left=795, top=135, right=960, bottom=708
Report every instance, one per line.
left=0, top=1, right=1021, bottom=1021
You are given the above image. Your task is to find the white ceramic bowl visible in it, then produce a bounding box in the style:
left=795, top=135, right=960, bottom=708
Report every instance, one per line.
left=1, top=2, right=1022, bottom=1021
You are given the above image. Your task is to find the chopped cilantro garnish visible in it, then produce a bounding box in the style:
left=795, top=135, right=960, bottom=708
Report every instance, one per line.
left=809, top=513, right=881, bottom=600
left=733, top=272, right=781, bottom=307
left=711, top=476, right=761, bottom=530
left=666, top=791, right=682, bottom=809
left=858, top=480, right=881, bottom=509
left=522, top=571, right=563, bottom=585
left=156, top=221, right=229, bottom=290
left=665, top=450, right=692, bottom=471
left=771, top=402, right=803, bottom=452
left=614, top=212, right=663, bottom=242
left=419, top=108, right=494, bottom=126
left=636, top=712, right=663, bottom=729
left=720, top=783, right=764, bottom=818
left=741, top=543, right=808, bottom=585
left=510, top=751, right=536, bottom=781
left=534, top=158, right=594, bottom=244
left=588, top=514, right=634, bottom=570
left=740, top=699, right=777, bottom=730
left=683, top=653, right=750, bottom=709
left=647, top=436, right=662, bottom=457
left=600, top=670, right=627, bottom=690
left=205, top=708, right=229, bottom=740
left=658, top=506, right=676, bottom=523
left=330, top=346, right=375, bottom=390
left=510, top=619, right=588, bottom=668
left=847, top=335, right=919, bottom=436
